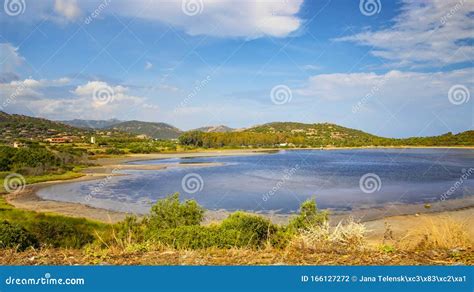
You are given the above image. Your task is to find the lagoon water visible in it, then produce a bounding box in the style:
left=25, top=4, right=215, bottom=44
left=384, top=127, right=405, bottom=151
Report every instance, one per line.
left=37, top=149, right=474, bottom=214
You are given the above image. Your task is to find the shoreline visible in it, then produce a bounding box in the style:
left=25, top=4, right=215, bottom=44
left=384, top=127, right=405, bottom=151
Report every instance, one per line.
left=4, top=149, right=474, bottom=234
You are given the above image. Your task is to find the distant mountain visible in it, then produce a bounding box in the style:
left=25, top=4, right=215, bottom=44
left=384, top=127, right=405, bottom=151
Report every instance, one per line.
left=193, top=125, right=234, bottom=133
left=106, top=120, right=182, bottom=139
left=0, top=111, right=90, bottom=142
left=61, top=119, right=122, bottom=129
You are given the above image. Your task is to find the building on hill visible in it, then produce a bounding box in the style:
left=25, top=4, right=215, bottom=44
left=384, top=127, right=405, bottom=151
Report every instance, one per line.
left=13, top=141, right=25, bottom=148
left=45, top=137, right=73, bottom=143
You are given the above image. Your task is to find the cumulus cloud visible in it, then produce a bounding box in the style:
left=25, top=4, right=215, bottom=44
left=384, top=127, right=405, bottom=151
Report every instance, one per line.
left=54, top=0, right=81, bottom=21
left=100, top=0, right=303, bottom=38
left=3, top=0, right=304, bottom=38
left=297, top=68, right=474, bottom=102
left=335, top=0, right=474, bottom=67
left=72, top=81, right=143, bottom=108
left=0, top=78, right=154, bottom=120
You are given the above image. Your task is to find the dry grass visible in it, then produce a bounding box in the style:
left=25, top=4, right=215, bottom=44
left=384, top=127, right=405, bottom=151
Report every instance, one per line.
left=399, top=216, right=473, bottom=251
left=291, top=218, right=369, bottom=251
left=0, top=245, right=471, bottom=266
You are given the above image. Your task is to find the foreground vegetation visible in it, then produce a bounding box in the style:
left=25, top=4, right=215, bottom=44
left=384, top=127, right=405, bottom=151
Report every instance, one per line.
left=0, top=193, right=472, bottom=265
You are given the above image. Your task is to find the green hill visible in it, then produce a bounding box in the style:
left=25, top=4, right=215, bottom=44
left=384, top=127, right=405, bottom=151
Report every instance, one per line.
left=180, top=122, right=474, bottom=148
left=106, top=120, right=182, bottom=139
left=0, top=111, right=91, bottom=143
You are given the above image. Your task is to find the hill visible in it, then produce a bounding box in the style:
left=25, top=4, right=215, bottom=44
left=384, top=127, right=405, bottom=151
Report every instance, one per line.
left=106, top=120, right=182, bottom=139
left=180, top=122, right=474, bottom=148
left=0, top=111, right=90, bottom=143
left=61, top=119, right=123, bottom=129
left=244, top=122, right=381, bottom=145
left=193, top=125, right=234, bottom=133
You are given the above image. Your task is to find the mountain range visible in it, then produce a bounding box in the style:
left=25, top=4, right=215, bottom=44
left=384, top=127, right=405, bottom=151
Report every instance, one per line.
left=61, top=119, right=234, bottom=139
left=1, top=112, right=472, bottom=146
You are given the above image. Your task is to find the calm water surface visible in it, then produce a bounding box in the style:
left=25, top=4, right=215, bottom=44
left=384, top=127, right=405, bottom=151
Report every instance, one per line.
left=37, top=149, right=474, bottom=214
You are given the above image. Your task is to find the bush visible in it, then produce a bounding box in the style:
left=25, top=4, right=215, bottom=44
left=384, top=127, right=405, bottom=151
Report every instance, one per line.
left=0, top=220, right=38, bottom=251
left=153, top=224, right=274, bottom=249
left=113, top=215, right=148, bottom=248
left=220, top=211, right=277, bottom=247
left=154, top=225, right=223, bottom=249
left=288, top=199, right=328, bottom=232
left=105, top=148, right=126, bottom=155
left=30, top=219, right=95, bottom=248
left=148, top=193, right=204, bottom=230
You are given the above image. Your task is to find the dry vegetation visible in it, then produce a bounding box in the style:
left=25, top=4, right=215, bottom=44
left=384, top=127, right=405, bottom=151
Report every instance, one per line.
left=0, top=215, right=472, bottom=266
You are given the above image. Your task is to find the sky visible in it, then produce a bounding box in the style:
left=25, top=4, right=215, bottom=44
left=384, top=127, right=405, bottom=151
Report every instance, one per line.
left=0, top=0, right=473, bottom=138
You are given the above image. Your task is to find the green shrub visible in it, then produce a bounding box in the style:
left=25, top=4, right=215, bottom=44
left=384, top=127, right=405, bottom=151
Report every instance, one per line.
left=114, top=215, right=147, bottom=247
left=152, top=224, right=269, bottom=249
left=153, top=225, right=217, bottom=249
left=288, top=199, right=328, bottom=232
left=30, top=219, right=95, bottom=248
left=105, top=148, right=126, bottom=155
left=148, top=193, right=204, bottom=230
left=269, top=228, right=293, bottom=249
left=0, top=220, right=38, bottom=251
left=220, top=211, right=277, bottom=247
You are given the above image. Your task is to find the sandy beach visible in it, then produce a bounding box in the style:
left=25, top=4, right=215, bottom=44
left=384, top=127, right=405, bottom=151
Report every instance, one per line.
left=4, top=149, right=474, bottom=242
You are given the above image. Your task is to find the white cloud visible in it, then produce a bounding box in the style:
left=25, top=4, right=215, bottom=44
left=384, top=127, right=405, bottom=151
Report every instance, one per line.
left=335, top=0, right=474, bottom=67
left=54, top=0, right=81, bottom=21
left=72, top=81, right=143, bottom=108
left=297, top=68, right=474, bottom=102
left=110, top=0, right=304, bottom=38
left=0, top=78, right=153, bottom=120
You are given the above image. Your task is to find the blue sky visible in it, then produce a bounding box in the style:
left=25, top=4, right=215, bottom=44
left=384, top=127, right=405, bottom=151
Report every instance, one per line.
left=0, top=0, right=473, bottom=137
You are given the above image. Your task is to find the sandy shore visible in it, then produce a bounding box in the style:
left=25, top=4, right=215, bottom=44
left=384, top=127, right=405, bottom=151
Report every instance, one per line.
left=4, top=149, right=474, bottom=241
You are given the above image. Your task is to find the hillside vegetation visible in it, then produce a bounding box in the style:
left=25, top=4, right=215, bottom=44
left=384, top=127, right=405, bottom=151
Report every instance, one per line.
left=106, top=120, right=182, bottom=139
left=179, top=122, right=474, bottom=148
left=1, top=112, right=472, bottom=149
left=0, top=111, right=90, bottom=143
